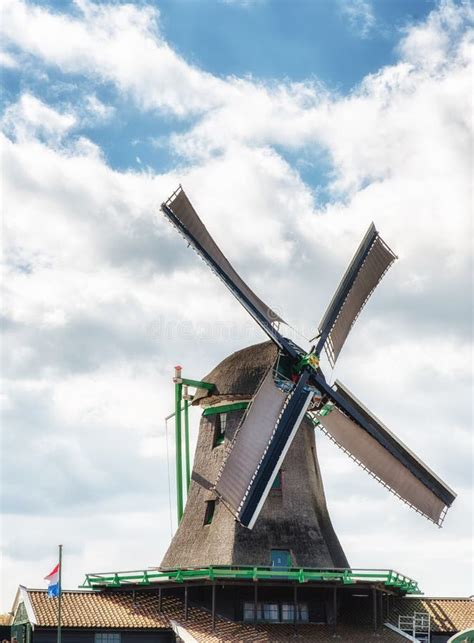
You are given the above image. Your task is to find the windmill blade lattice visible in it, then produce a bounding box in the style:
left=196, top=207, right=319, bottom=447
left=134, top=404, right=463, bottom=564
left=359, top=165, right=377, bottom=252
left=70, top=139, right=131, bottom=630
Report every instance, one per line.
left=316, top=223, right=397, bottom=367
left=161, top=187, right=301, bottom=358
left=313, top=380, right=456, bottom=525
left=215, top=366, right=313, bottom=529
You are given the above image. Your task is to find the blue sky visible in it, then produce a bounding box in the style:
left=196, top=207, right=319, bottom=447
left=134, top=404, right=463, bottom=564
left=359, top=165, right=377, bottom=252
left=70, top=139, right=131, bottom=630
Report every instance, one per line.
left=0, top=0, right=440, bottom=176
left=159, top=0, right=436, bottom=81
left=0, top=0, right=472, bottom=610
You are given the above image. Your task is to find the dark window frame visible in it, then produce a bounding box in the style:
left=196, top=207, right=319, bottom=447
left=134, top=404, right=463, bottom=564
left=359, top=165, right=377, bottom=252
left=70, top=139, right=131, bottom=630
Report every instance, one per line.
left=242, top=601, right=310, bottom=623
left=204, top=499, right=216, bottom=525
left=212, top=413, right=226, bottom=447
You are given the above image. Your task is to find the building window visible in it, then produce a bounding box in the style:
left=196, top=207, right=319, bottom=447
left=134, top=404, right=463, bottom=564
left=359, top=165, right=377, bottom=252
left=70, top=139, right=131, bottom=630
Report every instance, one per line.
left=271, top=549, right=291, bottom=568
left=298, top=603, right=309, bottom=622
left=243, top=602, right=254, bottom=622
left=213, top=414, right=226, bottom=447
left=243, top=602, right=262, bottom=622
left=281, top=602, right=309, bottom=622
left=204, top=499, right=216, bottom=525
left=95, top=635, right=121, bottom=643
left=243, top=602, right=264, bottom=623
left=219, top=413, right=227, bottom=431
left=263, top=604, right=279, bottom=622
left=281, top=603, right=294, bottom=622
left=243, top=602, right=309, bottom=623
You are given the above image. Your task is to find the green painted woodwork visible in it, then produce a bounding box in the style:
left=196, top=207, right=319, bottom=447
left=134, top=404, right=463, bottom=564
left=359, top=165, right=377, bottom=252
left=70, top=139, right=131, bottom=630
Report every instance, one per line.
left=203, top=401, right=249, bottom=416
left=184, top=398, right=191, bottom=491
left=181, top=378, right=214, bottom=391
left=175, top=380, right=183, bottom=523
left=11, top=605, right=31, bottom=643
left=447, top=630, right=474, bottom=643
left=81, top=565, right=420, bottom=594
left=172, top=374, right=213, bottom=517
left=295, top=352, right=320, bottom=373
left=13, top=602, right=28, bottom=625
left=318, top=402, right=335, bottom=417
left=11, top=623, right=31, bottom=643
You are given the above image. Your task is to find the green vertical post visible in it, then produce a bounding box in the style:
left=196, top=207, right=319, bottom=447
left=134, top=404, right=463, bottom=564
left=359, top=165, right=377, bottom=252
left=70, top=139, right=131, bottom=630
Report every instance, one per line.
left=57, top=544, right=62, bottom=643
left=174, top=366, right=183, bottom=523
left=183, top=385, right=191, bottom=491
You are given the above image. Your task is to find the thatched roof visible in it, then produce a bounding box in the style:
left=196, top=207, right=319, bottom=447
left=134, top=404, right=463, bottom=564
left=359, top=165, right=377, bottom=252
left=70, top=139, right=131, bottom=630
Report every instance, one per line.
left=193, top=341, right=278, bottom=406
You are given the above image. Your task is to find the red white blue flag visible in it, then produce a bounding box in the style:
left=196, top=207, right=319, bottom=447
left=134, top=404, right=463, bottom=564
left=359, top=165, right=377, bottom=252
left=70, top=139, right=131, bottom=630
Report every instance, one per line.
left=44, top=563, right=60, bottom=598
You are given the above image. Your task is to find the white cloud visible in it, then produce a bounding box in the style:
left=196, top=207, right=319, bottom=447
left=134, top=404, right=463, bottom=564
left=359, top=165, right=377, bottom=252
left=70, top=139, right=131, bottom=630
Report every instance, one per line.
left=0, top=92, right=115, bottom=149
left=0, top=0, right=472, bottom=609
left=84, top=94, right=115, bottom=122
left=339, top=0, right=376, bottom=38
left=399, top=0, right=474, bottom=72
left=1, top=93, right=76, bottom=142
left=1, top=0, right=229, bottom=115
left=0, top=49, right=19, bottom=68
left=1, top=510, right=172, bottom=605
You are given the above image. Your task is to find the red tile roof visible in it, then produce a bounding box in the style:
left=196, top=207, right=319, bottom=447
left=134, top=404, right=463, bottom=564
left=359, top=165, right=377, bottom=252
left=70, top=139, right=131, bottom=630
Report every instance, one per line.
left=27, top=591, right=170, bottom=629
left=392, top=597, right=474, bottom=633
left=25, top=589, right=411, bottom=641
left=178, top=621, right=408, bottom=642
left=27, top=590, right=472, bottom=640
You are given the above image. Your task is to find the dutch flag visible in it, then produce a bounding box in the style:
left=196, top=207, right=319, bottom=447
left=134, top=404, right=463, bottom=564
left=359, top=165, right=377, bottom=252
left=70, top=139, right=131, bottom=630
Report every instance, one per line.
left=44, top=564, right=60, bottom=598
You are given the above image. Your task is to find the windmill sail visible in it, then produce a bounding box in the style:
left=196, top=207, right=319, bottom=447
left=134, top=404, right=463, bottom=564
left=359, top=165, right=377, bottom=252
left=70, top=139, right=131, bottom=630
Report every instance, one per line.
left=161, top=187, right=301, bottom=358
left=314, top=379, right=456, bottom=525
left=215, top=367, right=313, bottom=529
left=316, top=224, right=397, bottom=367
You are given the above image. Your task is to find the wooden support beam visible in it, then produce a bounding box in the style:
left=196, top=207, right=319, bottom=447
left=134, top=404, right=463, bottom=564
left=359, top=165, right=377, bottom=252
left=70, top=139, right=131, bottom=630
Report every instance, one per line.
left=372, top=588, right=377, bottom=632
left=184, top=584, right=188, bottom=622
left=253, top=582, right=258, bottom=628
left=211, top=583, right=216, bottom=632
left=293, top=583, right=298, bottom=633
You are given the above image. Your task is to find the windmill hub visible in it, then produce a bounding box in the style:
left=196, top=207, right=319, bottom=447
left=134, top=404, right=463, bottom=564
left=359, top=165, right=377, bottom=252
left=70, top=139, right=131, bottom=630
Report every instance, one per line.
left=295, top=351, right=320, bottom=372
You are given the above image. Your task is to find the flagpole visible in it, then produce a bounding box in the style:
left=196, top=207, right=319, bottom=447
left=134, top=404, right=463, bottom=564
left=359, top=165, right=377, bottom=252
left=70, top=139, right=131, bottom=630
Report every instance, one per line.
left=57, top=544, right=62, bottom=643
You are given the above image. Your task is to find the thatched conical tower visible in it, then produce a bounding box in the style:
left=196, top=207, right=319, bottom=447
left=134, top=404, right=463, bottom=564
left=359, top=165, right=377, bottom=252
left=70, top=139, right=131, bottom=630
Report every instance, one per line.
left=161, top=341, right=348, bottom=569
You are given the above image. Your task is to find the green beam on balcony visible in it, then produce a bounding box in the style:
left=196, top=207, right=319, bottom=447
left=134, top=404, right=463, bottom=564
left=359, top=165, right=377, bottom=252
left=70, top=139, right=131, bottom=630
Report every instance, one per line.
left=181, top=378, right=214, bottom=391
left=81, top=565, right=421, bottom=594
left=203, top=402, right=249, bottom=416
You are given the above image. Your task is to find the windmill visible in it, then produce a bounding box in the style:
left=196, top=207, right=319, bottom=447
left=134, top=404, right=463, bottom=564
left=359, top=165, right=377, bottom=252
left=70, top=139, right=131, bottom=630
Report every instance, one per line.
left=160, top=186, right=456, bottom=539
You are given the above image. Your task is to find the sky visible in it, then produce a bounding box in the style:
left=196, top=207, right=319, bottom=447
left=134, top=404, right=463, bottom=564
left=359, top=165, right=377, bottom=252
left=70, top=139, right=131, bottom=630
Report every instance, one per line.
left=0, top=0, right=472, bottom=611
